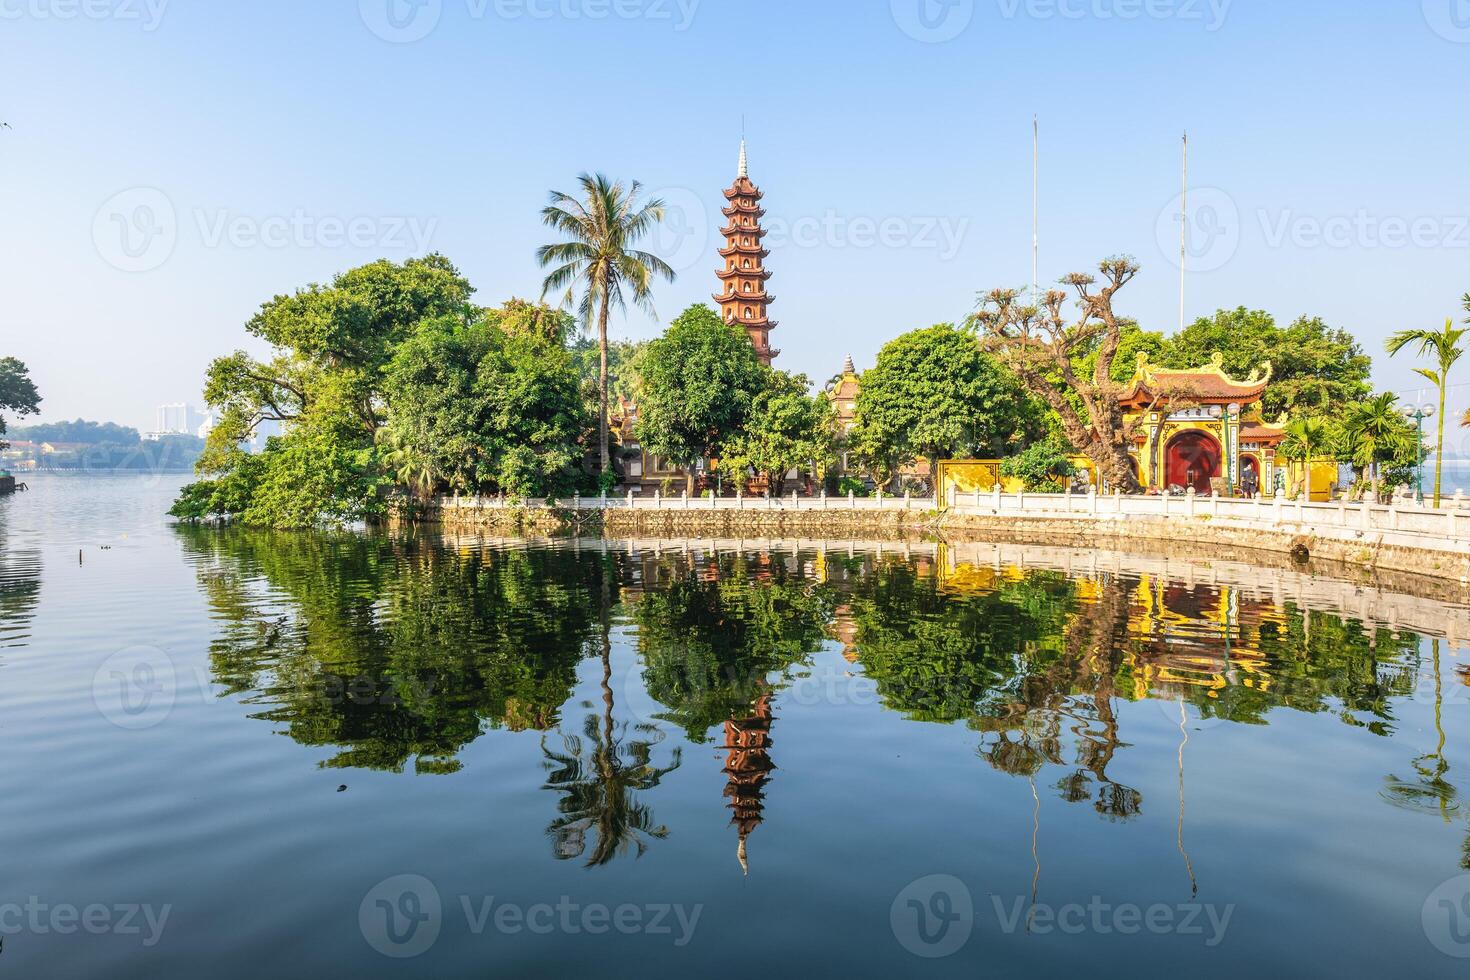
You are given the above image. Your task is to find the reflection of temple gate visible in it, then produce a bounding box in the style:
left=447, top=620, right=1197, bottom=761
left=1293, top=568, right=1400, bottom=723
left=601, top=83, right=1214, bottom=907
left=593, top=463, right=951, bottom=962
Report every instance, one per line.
left=1165, top=431, right=1221, bottom=494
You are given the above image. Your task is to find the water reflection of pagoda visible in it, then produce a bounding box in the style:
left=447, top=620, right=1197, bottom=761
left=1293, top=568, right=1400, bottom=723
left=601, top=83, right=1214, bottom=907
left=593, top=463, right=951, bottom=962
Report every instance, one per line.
left=723, top=689, right=776, bottom=874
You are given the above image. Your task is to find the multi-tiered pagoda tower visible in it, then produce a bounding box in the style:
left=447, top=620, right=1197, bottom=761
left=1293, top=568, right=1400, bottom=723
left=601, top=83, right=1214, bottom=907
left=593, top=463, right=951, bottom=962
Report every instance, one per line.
left=715, top=141, right=778, bottom=365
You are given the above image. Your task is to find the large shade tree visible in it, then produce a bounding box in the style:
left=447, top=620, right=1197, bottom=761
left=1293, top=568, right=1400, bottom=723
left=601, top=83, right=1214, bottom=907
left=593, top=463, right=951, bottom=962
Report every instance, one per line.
left=968, top=258, right=1151, bottom=491
left=538, top=174, right=675, bottom=477
left=851, top=323, right=1036, bottom=488
left=633, top=305, right=768, bottom=492
left=1165, top=308, right=1372, bottom=418
left=0, top=357, right=41, bottom=447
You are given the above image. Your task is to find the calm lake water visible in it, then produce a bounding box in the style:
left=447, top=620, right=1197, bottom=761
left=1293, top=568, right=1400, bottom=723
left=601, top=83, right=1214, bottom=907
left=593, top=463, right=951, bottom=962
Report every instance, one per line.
left=3, top=474, right=1470, bottom=978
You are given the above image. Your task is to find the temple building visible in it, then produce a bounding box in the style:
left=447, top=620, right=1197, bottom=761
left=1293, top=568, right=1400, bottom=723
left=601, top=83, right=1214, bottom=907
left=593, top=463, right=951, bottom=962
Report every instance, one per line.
left=1119, top=353, right=1289, bottom=495
left=715, top=141, right=778, bottom=365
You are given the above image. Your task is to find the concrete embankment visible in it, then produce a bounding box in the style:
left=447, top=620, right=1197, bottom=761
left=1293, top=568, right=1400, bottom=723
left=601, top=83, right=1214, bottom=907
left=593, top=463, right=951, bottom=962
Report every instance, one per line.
left=429, top=502, right=1470, bottom=590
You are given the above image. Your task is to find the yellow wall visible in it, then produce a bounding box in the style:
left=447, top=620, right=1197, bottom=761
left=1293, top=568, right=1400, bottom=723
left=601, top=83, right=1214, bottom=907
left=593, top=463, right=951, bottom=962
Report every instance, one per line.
left=936, top=458, right=1098, bottom=501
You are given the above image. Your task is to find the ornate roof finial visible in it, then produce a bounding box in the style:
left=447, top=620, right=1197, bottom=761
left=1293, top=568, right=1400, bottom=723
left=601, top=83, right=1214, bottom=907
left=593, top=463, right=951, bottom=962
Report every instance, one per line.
left=843, top=354, right=856, bottom=376
left=738, top=138, right=749, bottom=180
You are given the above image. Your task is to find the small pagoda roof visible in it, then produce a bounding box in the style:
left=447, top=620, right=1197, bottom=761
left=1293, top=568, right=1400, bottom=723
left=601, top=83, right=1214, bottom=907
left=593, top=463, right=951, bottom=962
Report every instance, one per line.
left=1120, top=352, right=1272, bottom=409
left=1239, top=415, right=1289, bottom=443
left=723, top=178, right=763, bottom=201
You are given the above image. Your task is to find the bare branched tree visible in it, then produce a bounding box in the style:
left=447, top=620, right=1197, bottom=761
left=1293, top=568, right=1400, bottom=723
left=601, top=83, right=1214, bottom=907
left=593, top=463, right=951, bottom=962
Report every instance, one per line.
left=968, top=257, right=1195, bottom=493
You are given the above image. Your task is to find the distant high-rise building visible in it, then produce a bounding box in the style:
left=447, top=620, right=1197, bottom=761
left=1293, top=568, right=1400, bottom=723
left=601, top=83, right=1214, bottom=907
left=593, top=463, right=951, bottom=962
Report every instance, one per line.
left=156, top=403, right=206, bottom=436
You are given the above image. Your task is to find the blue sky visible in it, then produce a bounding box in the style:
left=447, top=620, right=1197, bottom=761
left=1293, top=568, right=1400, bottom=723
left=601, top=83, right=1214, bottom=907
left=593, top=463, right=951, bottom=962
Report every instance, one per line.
left=3, top=0, right=1469, bottom=441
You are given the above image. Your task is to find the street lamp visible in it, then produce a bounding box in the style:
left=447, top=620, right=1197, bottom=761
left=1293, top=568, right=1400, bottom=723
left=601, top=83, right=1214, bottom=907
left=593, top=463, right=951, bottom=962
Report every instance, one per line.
left=1402, top=403, right=1435, bottom=503
left=1226, top=402, right=1241, bottom=496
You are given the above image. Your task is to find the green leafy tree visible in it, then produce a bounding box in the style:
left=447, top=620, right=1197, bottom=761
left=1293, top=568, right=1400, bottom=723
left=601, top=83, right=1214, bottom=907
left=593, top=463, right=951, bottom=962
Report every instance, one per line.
left=538, top=174, right=675, bottom=476
left=852, top=323, right=1035, bottom=487
left=0, top=357, right=41, bottom=446
left=1279, top=417, right=1331, bottom=497
left=174, top=256, right=476, bottom=527
left=1386, top=317, right=1464, bottom=507
left=1164, top=309, right=1372, bottom=417
left=633, top=306, right=767, bottom=492
left=721, top=371, right=836, bottom=495
left=1001, top=436, right=1076, bottom=492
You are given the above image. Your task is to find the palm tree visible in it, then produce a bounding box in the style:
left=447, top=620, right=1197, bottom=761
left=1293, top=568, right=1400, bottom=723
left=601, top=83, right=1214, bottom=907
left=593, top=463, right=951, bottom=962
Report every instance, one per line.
left=537, top=175, right=675, bottom=476
left=374, top=428, right=440, bottom=501
left=1280, top=417, right=1329, bottom=498
left=1345, top=393, right=1409, bottom=497
left=1387, top=318, right=1465, bottom=507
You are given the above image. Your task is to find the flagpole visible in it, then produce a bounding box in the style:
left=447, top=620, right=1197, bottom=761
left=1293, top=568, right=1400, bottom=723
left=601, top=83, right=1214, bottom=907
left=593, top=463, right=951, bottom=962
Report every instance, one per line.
left=1032, top=116, right=1039, bottom=307
left=1180, top=131, right=1188, bottom=333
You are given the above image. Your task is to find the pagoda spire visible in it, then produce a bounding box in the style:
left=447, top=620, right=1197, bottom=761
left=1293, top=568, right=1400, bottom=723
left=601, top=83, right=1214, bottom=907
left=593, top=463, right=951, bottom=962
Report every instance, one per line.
left=715, top=138, right=778, bottom=364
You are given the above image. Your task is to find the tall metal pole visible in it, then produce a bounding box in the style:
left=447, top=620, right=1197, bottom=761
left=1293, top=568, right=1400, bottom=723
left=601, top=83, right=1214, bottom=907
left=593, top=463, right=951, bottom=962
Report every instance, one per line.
left=1032, top=116, right=1039, bottom=307
left=1180, top=132, right=1188, bottom=334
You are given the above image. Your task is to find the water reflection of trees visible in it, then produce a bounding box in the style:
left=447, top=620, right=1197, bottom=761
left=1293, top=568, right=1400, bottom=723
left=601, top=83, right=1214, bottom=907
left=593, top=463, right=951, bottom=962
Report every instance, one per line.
left=0, top=503, right=41, bottom=650
left=178, top=527, right=608, bottom=773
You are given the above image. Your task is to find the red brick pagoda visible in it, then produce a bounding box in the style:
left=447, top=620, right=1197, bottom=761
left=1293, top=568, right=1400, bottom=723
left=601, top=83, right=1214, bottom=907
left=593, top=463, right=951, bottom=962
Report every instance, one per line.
left=715, top=141, right=778, bottom=365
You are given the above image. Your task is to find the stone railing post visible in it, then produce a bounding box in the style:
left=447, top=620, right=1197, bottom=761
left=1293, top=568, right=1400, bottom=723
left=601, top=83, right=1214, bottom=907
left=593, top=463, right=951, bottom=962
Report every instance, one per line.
left=821, top=489, right=828, bottom=510
left=683, top=490, right=690, bottom=510
left=1360, top=498, right=1372, bottom=532
left=1452, top=491, right=1465, bottom=538
left=626, top=490, right=634, bottom=509
left=1389, top=499, right=1400, bottom=531
left=600, top=489, right=608, bottom=509
left=654, top=490, right=662, bottom=509
left=905, top=489, right=912, bottom=511
left=1017, top=490, right=1026, bottom=513
left=1186, top=487, right=1196, bottom=518
left=849, top=490, right=857, bottom=510
left=1089, top=486, right=1099, bottom=516
left=1209, top=490, right=1219, bottom=519
left=1273, top=489, right=1285, bottom=525
left=877, top=488, right=884, bottom=508
left=574, top=493, right=581, bottom=511
left=992, top=483, right=1003, bottom=512
left=737, top=490, right=743, bottom=510
left=1115, top=489, right=1123, bottom=514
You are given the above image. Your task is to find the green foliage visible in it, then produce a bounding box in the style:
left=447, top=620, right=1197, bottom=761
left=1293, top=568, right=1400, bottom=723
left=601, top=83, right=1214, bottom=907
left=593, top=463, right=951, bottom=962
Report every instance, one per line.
left=851, top=324, right=1037, bottom=485
left=1164, top=309, right=1372, bottom=417
left=1074, top=321, right=1169, bottom=385
left=720, top=370, right=836, bottom=493
left=633, top=305, right=768, bottom=473
left=381, top=305, right=587, bottom=499
left=0, top=356, right=41, bottom=441
left=1001, top=437, right=1076, bottom=492
left=175, top=258, right=590, bottom=526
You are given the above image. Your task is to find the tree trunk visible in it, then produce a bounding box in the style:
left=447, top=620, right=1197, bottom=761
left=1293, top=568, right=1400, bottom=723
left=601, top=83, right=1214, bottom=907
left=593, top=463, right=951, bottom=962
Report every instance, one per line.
left=1434, top=382, right=1446, bottom=508
left=597, top=288, right=611, bottom=477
